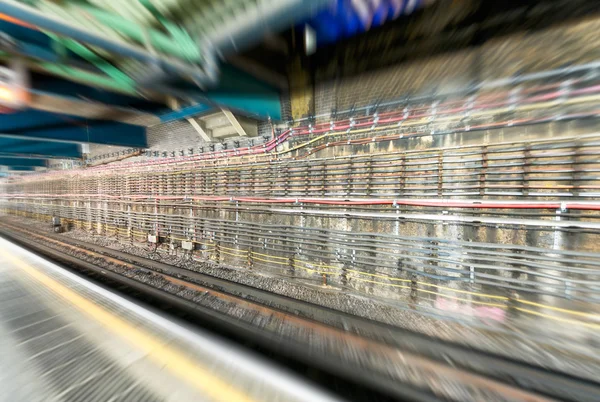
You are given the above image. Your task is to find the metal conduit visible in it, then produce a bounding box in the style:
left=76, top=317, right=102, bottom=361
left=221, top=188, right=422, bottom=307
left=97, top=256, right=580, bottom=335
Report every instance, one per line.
left=5, top=202, right=600, bottom=277
left=4, top=209, right=600, bottom=319
left=17, top=68, right=600, bottom=175
left=7, top=134, right=600, bottom=199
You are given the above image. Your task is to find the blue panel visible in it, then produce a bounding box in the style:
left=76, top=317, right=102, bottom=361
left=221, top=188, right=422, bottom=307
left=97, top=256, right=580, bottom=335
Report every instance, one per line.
left=372, top=1, right=388, bottom=27
left=203, top=92, right=282, bottom=121
left=160, top=103, right=212, bottom=123
left=202, top=65, right=282, bottom=120
left=149, top=65, right=282, bottom=121
left=0, top=109, right=77, bottom=132
left=310, top=0, right=424, bottom=44
left=0, top=109, right=147, bottom=147
left=6, top=166, right=36, bottom=171
left=0, top=157, right=46, bottom=167
left=311, top=10, right=342, bottom=43
left=0, top=139, right=81, bottom=158
left=0, top=122, right=147, bottom=147
left=19, top=42, right=63, bottom=64
left=0, top=109, right=148, bottom=132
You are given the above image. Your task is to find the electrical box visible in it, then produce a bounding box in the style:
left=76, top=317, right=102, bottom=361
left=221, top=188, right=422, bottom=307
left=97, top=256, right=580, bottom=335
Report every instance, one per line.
left=182, top=241, right=193, bottom=251
left=148, top=234, right=157, bottom=243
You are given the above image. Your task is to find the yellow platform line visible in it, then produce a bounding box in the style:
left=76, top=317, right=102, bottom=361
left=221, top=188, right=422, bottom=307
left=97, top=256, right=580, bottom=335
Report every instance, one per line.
left=3, top=252, right=255, bottom=402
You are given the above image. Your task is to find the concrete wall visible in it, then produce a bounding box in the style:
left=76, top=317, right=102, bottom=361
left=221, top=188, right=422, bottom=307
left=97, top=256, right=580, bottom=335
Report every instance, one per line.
left=312, top=17, right=600, bottom=119
left=19, top=12, right=600, bottom=315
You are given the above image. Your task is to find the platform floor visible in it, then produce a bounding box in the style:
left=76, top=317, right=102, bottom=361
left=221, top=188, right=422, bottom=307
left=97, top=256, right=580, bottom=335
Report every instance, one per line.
left=0, top=237, right=340, bottom=402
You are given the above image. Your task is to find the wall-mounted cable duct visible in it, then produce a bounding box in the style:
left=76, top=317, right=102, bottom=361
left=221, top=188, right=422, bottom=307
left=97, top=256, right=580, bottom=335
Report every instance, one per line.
left=36, top=75, right=600, bottom=174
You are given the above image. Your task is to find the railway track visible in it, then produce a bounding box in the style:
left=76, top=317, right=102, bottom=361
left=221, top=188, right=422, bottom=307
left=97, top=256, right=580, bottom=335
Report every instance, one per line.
left=1, top=221, right=599, bottom=402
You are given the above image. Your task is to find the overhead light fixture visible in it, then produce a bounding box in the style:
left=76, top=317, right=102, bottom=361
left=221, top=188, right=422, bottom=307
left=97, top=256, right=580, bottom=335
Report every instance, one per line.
left=305, top=24, right=316, bottom=55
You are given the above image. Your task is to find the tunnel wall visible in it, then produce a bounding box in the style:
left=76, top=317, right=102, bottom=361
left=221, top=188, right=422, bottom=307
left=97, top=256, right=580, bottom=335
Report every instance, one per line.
left=4, top=14, right=600, bottom=322
left=2, top=67, right=600, bottom=318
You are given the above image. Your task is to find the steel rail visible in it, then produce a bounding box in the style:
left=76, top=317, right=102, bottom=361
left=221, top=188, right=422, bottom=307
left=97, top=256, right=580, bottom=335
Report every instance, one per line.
left=1, top=223, right=599, bottom=402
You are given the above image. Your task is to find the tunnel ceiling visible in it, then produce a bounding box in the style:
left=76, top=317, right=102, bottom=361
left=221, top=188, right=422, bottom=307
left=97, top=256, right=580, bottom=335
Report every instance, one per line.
left=235, top=0, right=600, bottom=92
left=305, top=0, right=600, bottom=80
left=0, top=0, right=592, bottom=173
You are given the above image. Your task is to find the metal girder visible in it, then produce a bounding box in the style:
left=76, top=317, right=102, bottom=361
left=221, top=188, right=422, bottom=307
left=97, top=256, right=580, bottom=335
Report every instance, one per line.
left=0, top=0, right=337, bottom=128
left=0, top=109, right=147, bottom=147
left=222, top=108, right=247, bottom=137
left=0, top=121, right=147, bottom=147
left=186, top=118, right=211, bottom=142
left=30, top=92, right=160, bottom=126
left=3, top=165, right=36, bottom=171
left=0, top=109, right=77, bottom=132
left=203, top=92, right=281, bottom=121
left=0, top=138, right=81, bottom=159
left=0, top=19, right=165, bottom=122
left=0, top=19, right=53, bottom=56
left=0, top=157, right=45, bottom=167
left=0, top=11, right=281, bottom=122
left=0, top=0, right=317, bottom=123
left=0, top=109, right=143, bottom=132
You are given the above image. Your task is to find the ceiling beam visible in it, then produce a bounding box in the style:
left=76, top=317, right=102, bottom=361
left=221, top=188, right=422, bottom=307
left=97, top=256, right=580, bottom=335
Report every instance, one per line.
left=0, top=123, right=147, bottom=147
left=148, top=65, right=283, bottom=121
left=186, top=118, right=211, bottom=142
left=0, top=109, right=147, bottom=147
left=0, top=109, right=150, bottom=133
left=0, top=109, right=77, bottom=132
left=0, top=0, right=214, bottom=87
left=201, top=65, right=283, bottom=121
left=0, top=138, right=81, bottom=159
left=2, top=166, right=37, bottom=171
left=0, top=157, right=46, bottom=167
left=222, top=108, right=248, bottom=137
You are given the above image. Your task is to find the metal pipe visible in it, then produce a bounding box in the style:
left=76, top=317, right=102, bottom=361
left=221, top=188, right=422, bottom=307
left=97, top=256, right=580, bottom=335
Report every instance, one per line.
left=9, top=192, right=600, bottom=211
